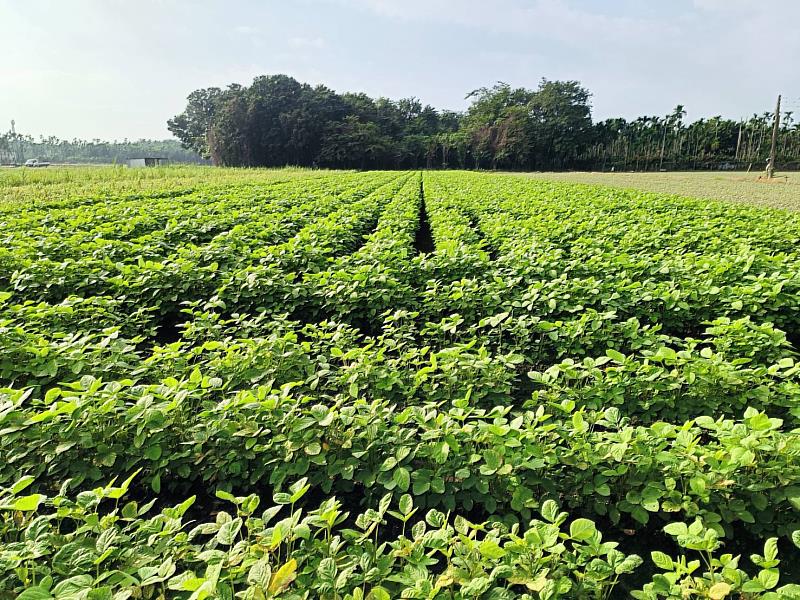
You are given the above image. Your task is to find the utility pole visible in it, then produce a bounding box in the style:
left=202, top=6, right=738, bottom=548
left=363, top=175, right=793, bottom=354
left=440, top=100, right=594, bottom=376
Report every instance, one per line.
left=765, top=94, right=781, bottom=178
left=735, top=121, right=742, bottom=162
left=10, top=120, right=25, bottom=164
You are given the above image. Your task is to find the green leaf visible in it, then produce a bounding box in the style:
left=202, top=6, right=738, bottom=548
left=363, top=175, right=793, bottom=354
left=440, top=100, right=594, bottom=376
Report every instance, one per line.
left=595, top=483, right=611, bottom=497
left=569, top=518, right=597, bottom=541
left=663, top=522, right=688, bottom=537
left=792, top=530, right=800, bottom=549
left=380, top=456, right=397, bottom=472
left=305, top=442, right=321, bottom=456
left=759, top=568, right=780, bottom=590
left=478, top=539, right=506, bottom=560
left=764, top=538, right=779, bottom=562
left=367, top=588, right=391, bottom=600
left=289, top=481, right=310, bottom=503
left=572, top=411, right=588, bottom=433
left=461, top=576, right=491, bottom=596
left=247, top=559, right=271, bottom=588
left=606, top=349, right=626, bottom=362
left=631, top=505, right=649, bottom=525
left=541, top=499, right=559, bottom=523
left=399, top=494, right=413, bottom=515
left=52, top=575, right=94, bottom=597
left=393, top=467, right=410, bottom=492
left=8, top=494, right=46, bottom=512
left=215, top=490, right=236, bottom=503
left=16, top=588, right=53, bottom=600
left=431, top=441, right=450, bottom=464
left=11, top=475, right=36, bottom=495
left=122, top=502, right=138, bottom=519
left=651, top=551, right=673, bottom=570
left=689, top=476, right=706, bottom=496
left=412, top=477, right=430, bottom=495
left=216, top=517, right=242, bottom=545
left=742, top=580, right=765, bottom=593
left=316, top=557, right=336, bottom=584
left=615, top=554, right=643, bottom=575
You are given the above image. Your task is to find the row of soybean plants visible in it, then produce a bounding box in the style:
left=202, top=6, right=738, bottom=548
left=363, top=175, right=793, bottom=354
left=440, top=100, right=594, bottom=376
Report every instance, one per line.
left=407, top=172, right=800, bottom=419
left=4, top=170, right=800, bottom=598
left=1, top=171, right=400, bottom=309
left=6, top=469, right=800, bottom=600
left=419, top=172, right=800, bottom=342
left=4, top=342, right=799, bottom=534
left=0, top=173, right=426, bottom=488
left=4, top=393, right=800, bottom=597
left=0, top=172, right=412, bottom=395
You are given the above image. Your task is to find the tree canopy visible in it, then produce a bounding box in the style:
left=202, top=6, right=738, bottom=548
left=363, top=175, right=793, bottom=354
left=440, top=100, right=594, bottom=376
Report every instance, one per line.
left=167, top=74, right=800, bottom=171
left=3, top=76, right=798, bottom=170
left=0, top=134, right=205, bottom=165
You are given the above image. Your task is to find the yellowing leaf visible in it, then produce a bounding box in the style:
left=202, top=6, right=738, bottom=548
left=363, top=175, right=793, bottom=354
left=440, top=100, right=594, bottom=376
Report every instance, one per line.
left=709, top=582, right=731, bottom=599
left=508, top=573, right=549, bottom=592
left=269, top=558, right=297, bottom=595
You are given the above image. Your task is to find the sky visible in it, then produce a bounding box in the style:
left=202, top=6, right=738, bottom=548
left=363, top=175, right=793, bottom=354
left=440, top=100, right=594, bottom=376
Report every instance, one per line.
left=2, top=0, right=799, bottom=141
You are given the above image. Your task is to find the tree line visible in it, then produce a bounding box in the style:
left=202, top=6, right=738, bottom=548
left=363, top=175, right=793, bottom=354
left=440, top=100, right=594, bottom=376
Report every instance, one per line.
left=167, top=74, right=800, bottom=171
left=0, top=135, right=206, bottom=165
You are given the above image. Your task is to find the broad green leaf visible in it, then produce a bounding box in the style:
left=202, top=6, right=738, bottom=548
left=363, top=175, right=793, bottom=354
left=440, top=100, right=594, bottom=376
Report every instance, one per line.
left=651, top=551, right=673, bottom=570
left=8, top=494, right=46, bottom=512
left=11, top=475, right=36, bottom=495
left=569, top=518, right=597, bottom=541
left=399, top=494, right=413, bottom=515
left=759, top=568, right=779, bottom=590
left=478, top=539, right=506, bottom=560
left=663, top=522, right=688, bottom=537
left=216, top=517, right=242, bottom=545
left=16, top=588, right=53, bottom=600
left=541, top=499, right=559, bottom=523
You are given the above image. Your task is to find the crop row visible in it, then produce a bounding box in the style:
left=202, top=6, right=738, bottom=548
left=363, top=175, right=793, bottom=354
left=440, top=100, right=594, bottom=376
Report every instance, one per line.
left=3, top=169, right=800, bottom=597
left=3, top=475, right=799, bottom=599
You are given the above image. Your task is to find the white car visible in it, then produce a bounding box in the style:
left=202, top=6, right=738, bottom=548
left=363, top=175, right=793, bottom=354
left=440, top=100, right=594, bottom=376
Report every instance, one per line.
left=24, top=159, right=50, bottom=167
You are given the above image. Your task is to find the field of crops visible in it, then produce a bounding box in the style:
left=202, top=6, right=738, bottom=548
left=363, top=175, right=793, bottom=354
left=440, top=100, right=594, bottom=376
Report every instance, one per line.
left=525, top=171, right=800, bottom=213
left=2, top=169, right=800, bottom=599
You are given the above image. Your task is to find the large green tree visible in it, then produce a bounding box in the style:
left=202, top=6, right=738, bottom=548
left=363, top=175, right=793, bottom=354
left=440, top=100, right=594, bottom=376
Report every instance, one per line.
left=166, top=74, right=800, bottom=170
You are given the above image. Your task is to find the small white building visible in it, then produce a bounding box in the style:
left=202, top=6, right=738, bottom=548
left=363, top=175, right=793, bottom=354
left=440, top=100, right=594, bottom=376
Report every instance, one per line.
left=127, top=157, right=169, bottom=168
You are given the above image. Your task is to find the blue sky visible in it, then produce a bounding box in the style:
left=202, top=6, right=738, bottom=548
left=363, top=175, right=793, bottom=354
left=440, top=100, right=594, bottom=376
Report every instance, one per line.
left=2, top=0, right=798, bottom=140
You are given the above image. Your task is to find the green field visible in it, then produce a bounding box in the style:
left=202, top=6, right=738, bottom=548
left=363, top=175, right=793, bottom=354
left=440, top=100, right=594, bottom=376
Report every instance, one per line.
left=527, top=170, right=800, bottom=212
left=2, top=169, right=800, bottom=598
